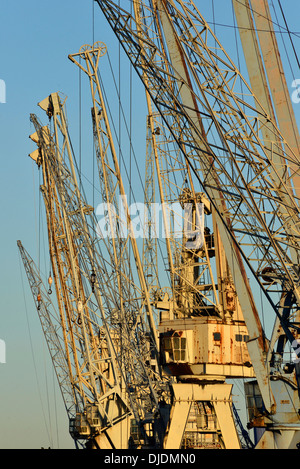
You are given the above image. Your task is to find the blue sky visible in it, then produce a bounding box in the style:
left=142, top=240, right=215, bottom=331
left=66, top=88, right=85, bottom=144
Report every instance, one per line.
left=0, top=0, right=300, bottom=449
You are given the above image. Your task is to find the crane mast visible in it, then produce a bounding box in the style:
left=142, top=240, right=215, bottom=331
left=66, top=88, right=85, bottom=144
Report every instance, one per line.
left=17, top=241, right=77, bottom=422
left=136, top=0, right=254, bottom=449
left=28, top=104, right=134, bottom=448
left=98, top=0, right=254, bottom=449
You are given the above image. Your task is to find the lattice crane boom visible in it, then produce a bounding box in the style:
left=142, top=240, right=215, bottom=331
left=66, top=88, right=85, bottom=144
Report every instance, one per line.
left=25, top=53, right=171, bottom=444
left=96, top=0, right=300, bottom=363
left=17, top=240, right=77, bottom=424
left=28, top=109, right=133, bottom=447
left=68, top=45, right=172, bottom=427
left=68, top=44, right=160, bottom=362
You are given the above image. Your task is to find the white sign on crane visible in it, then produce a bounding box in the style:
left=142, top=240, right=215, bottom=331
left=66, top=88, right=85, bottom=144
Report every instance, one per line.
left=0, top=79, right=6, bottom=103
left=0, top=339, right=6, bottom=363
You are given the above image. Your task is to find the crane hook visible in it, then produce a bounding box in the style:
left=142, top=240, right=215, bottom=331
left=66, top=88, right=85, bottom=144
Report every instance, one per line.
left=48, top=274, right=53, bottom=295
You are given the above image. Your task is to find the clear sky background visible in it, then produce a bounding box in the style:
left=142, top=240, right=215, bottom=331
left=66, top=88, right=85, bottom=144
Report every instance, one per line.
left=0, top=0, right=300, bottom=449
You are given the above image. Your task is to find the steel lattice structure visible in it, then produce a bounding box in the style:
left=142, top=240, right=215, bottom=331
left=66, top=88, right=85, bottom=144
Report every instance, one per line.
left=96, top=0, right=300, bottom=407
left=20, top=86, right=171, bottom=447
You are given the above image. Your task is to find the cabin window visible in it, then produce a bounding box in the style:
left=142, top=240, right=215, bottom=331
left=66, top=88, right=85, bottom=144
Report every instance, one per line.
left=162, top=335, right=186, bottom=361
left=235, top=334, right=249, bottom=342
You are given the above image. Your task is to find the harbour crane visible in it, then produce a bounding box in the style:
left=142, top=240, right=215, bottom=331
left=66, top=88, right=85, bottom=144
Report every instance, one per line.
left=18, top=0, right=300, bottom=449
left=17, top=240, right=78, bottom=429
left=20, top=52, right=171, bottom=446
left=96, top=0, right=300, bottom=449
left=25, top=102, right=133, bottom=448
